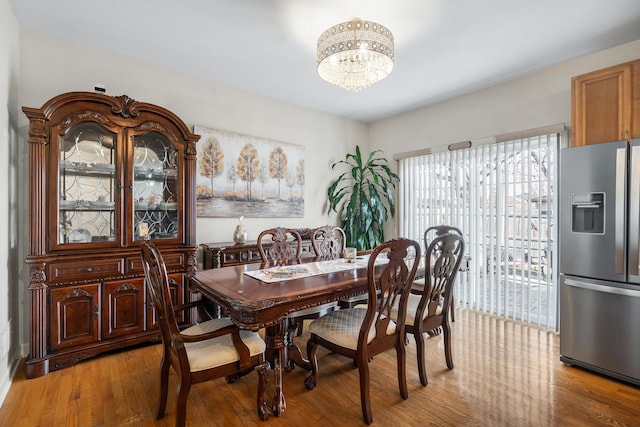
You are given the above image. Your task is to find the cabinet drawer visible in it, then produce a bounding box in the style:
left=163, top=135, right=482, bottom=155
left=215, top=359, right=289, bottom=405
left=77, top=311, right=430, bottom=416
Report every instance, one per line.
left=49, top=258, right=125, bottom=283
left=222, top=249, right=260, bottom=265
left=127, top=252, right=185, bottom=273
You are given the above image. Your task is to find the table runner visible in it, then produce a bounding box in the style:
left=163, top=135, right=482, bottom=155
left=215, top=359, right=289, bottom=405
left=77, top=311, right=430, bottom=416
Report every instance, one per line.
left=244, top=255, right=387, bottom=283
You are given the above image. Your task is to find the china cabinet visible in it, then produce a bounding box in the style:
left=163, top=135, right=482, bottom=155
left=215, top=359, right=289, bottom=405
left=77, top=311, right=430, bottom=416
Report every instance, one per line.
left=23, top=91, right=200, bottom=378
left=571, top=59, right=640, bottom=146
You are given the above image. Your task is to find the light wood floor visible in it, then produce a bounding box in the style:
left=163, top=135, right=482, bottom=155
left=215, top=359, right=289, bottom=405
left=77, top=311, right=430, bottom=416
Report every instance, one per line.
left=1, top=309, right=639, bottom=426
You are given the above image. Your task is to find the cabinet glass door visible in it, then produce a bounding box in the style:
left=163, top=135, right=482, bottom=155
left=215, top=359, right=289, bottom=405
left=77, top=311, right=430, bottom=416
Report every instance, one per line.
left=132, top=132, right=179, bottom=241
left=59, top=123, right=117, bottom=245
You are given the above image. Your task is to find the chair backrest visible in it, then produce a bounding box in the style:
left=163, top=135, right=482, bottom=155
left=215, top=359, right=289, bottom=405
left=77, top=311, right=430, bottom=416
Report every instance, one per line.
left=361, top=238, right=421, bottom=347
left=311, top=225, right=346, bottom=257
left=424, top=225, right=462, bottom=247
left=420, top=233, right=465, bottom=319
left=257, top=227, right=302, bottom=265
left=424, top=225, right=462, bottom=262
left=140, top=241, right=181, bottom=350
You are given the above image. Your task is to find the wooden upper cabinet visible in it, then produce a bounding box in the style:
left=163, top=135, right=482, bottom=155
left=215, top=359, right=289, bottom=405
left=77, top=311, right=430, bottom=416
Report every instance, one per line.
left=571, top=59, right=640, bottom=146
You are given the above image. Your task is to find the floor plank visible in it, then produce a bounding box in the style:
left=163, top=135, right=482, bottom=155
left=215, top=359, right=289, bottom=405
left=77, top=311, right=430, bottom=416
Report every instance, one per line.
left=1, top=309, right=639, bottom=426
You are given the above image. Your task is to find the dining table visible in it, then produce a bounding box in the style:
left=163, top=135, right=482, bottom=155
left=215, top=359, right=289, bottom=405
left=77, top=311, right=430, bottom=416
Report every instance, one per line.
left=188, top=255, right=376, bottom=420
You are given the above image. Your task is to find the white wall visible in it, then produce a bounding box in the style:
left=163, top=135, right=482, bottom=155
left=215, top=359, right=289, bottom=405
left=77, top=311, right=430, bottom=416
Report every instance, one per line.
left=8, top=20, right=640, bottom=396
left=16, top=29, right=368, bottom=348
left=370, top=38, right=640, bottom=238
left=0, top=0, right=21, bottom=405
left=18, top=30, right=368, bottom=247
left=371, top=39, right=640, bottom=154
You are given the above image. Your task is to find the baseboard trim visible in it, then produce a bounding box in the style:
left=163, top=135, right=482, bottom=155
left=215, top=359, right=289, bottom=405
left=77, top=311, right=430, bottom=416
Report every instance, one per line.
left=0, top=354, right=22, bottom=408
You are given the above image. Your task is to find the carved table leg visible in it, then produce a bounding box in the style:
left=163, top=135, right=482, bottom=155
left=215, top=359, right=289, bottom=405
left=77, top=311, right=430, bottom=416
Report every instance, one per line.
left=285, top=318, right=312, bottom=371
left=255, top=361, right=271, bottom=420
left=262, top=318, right=313, bottom=418
left=265, top=322, right=287, bottom=416
left=283, top=318, right=312, bottom=371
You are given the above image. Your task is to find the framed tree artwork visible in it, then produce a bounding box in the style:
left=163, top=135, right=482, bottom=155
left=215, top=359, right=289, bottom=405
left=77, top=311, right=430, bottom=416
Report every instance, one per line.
left=194, top=126, right=304, bottom=217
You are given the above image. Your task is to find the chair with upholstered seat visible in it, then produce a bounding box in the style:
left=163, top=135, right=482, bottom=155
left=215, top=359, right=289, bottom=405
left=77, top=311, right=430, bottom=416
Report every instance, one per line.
left=311, top=224, right=346, bottom=257
left=413, top=225, right=463, bottom=323
left=140, top=241, right=269, bottom=426
left=257, top=227, right=303, bottom=265
left=257, top=227, right=337, bottom=366
left=311, top=225, right=369, bottom=309
left=304, top=238, right=421, bottom=425
left=391, top=233, right=464, bottom=386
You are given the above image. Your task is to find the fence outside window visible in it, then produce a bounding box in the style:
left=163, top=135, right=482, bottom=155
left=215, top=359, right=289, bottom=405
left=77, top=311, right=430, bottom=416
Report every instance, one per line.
left=398, top=129, right=561, bottom=329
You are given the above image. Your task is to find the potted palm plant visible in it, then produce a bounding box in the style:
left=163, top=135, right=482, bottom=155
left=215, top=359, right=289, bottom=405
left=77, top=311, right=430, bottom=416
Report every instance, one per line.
left=327, top=145, right=399, bottom=250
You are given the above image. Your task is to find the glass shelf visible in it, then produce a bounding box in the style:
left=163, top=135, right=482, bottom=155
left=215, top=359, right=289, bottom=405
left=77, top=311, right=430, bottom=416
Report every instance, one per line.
left=132, top=132, right=179, bottom=241
left=58, top=122, right=116, bottom=245
left=55, top=119, right=181, bottom=244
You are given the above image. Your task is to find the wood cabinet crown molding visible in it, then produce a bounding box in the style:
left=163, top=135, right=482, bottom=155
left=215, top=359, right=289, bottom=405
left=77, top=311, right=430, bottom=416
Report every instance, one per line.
left=23, top=91, right=200, bottom=378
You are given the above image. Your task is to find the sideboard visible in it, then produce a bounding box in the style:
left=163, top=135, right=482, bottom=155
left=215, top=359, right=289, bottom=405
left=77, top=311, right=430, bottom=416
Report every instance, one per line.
left=200, top=228, right=316, bottom=269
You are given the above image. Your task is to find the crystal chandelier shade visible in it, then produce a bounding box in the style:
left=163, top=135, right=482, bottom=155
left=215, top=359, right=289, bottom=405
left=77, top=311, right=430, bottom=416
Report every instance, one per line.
left=317, top=18, right=394, bottom=92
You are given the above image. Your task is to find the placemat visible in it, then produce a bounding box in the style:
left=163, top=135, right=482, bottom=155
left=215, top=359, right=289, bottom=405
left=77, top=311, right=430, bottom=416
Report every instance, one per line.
left=243, top=255, right=387, bottom=283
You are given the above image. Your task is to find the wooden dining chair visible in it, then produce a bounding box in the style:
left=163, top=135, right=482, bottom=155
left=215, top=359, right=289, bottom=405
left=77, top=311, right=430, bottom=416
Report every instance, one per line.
left=392, top=233, right=465, bottom=386
left=311, top=225, right=370, bottom=310
left=304, top=238, right=421, bottom=425
left=311, top=224, right=346, bottom=257
left=413, top=225, right=463, bottom=323
left=257, top=227, right=337, bottom=366
left=256, top=226, right=302, bottom=265
left=140, top=241, right=269, bottom=426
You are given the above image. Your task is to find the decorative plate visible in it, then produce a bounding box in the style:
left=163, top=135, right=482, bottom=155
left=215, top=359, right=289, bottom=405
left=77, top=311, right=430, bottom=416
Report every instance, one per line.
left=87, top=201, right=115, bottom=209
left=60, top=200, right=77, bottom=209
left=158, top=202, right=178, bottom=210
left=89, top=163, right=115, bottom=172
left=69, top=228, right=92, bottom=243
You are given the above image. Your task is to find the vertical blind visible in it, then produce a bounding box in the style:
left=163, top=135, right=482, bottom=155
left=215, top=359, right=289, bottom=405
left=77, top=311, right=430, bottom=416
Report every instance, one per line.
left=398, top=129, right=561, bottom=329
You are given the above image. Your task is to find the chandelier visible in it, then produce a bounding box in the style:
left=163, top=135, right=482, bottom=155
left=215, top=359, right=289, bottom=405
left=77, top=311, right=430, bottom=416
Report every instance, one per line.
left=317, top=18, right=394, bottom=92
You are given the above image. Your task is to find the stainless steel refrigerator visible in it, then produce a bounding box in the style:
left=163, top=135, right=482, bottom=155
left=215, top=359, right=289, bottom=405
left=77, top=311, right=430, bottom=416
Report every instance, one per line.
left=560, top=139, right=640, bottom=386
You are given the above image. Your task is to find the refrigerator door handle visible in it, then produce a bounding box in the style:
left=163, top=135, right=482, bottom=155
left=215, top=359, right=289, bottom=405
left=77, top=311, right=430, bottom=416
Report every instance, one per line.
left=574, top=204, right=601, bottom=208
left=564, top=277, right=640, bottom=298
left=615, top=147, right=626, bottom=275
left=630, top=145, right=640, bottom=276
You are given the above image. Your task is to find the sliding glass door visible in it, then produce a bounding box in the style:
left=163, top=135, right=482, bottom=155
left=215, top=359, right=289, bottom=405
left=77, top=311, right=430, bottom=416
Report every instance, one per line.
left=399, top=130, right=560, bottom=329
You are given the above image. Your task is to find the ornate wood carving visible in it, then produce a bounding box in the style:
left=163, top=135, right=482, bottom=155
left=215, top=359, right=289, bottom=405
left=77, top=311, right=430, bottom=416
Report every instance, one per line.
left=29, top=264, right=47, bottom=287
left=60, top=287, right=92, bottom=301
left=134, top=121, right=179, bottom=145
left=114, top=282, right=139, bottom=293
left=27, top=118, right=48, bottom=145
left=185, top=141, right=198, bottom=159
left=58, top=110, right=117, bottom=135
left=22, top=91, right=199, bottom=377
left=53, top=351, right=98, bottom=370
left=187, top=253, right=198, bottom=277
left=111, top=95, right=140, bottom=118
left=200, top=233, right=317, bottom=269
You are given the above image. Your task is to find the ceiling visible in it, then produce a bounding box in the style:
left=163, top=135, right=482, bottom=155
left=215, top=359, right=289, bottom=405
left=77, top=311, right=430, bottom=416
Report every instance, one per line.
left=10, top=0, right=640, bottom=122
